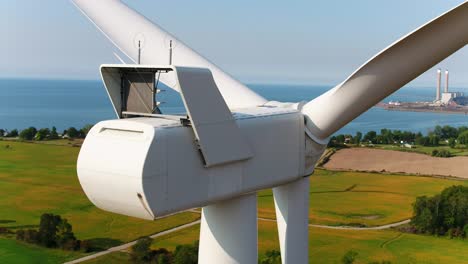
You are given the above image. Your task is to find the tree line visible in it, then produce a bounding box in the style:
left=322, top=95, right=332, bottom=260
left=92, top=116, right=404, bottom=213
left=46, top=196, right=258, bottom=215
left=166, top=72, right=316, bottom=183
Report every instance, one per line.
left=130, top=238, right=285, bottom=264
left=130, top=237, right=198, bottom=264
left=0, top=125, right=93, bottom=141
left=410, top=185, right=468, bottom=239
left=329, top=125, right=468, bottom=148
left=15, top=213, right=91, bottom=252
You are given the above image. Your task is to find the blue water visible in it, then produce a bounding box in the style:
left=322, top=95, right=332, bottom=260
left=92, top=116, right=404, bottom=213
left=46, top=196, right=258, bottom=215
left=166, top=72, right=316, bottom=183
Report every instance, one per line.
left=0, top=79, right=467, bottom=135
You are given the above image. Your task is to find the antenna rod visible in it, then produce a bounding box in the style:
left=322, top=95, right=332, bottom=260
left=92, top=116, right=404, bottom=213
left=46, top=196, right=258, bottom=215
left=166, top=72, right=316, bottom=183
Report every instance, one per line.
left=138, top=40, right=141, bottom=64
left=169, top=40, right=173, bottom=65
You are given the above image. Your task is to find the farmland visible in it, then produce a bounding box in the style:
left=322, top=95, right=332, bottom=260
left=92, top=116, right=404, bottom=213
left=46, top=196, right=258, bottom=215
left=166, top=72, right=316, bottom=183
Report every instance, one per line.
left=85, top=221, right=468, bottom=264
left=0, top=141, right=199, bottom=263
left=0, top=140, right=467, bottom=263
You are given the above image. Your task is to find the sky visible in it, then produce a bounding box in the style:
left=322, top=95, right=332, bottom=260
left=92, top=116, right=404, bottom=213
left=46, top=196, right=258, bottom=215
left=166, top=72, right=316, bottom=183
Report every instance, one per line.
left=2, top=0, right=467, bottom=87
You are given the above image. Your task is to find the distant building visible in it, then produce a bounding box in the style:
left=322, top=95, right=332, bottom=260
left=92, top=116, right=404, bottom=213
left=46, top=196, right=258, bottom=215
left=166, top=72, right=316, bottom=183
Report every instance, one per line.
left=441, top=92, right=465, bottom=105
left=388, top=101, right=402, bottom=106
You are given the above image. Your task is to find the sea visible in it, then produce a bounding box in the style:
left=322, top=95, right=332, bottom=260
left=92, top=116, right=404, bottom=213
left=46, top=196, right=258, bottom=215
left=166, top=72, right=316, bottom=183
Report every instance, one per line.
left=0, top=79, right=467, bottom=136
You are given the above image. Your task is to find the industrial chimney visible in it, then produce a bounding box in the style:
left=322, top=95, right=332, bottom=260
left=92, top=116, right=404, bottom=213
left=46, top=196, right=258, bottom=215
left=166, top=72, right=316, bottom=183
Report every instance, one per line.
left=445, top=70, right=449, bottom=93
left=436, top=69, right=441, bottom=101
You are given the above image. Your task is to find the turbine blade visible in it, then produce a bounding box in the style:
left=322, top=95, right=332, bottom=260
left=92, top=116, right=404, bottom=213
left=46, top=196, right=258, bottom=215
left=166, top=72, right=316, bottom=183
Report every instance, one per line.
left=302, top=1, right=468, bottom=141
left=71, top=0, right=266, bottom=109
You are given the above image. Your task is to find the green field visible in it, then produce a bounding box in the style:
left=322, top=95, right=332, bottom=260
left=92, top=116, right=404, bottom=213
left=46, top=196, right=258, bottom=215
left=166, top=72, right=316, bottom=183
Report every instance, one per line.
left=87, top=221, right=468, bottom=264
left=0, top=141, right=200, bottom=263
left=0, top=237, right=83, bottom=264
left=259, top=169, right=468, bottom=227
left=1, top=140, right=467, bottom=263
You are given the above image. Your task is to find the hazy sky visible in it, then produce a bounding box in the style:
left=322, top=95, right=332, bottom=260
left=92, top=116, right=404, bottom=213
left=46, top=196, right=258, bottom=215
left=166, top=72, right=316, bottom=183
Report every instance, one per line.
left=2, top=0, right=467, bottom=86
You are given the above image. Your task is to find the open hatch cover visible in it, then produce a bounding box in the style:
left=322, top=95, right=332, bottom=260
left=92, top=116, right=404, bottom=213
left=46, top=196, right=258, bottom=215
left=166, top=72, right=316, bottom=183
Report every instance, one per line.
left=100, top=64, right=253, bottom=168
left=175, top=67, right=253, bottom=167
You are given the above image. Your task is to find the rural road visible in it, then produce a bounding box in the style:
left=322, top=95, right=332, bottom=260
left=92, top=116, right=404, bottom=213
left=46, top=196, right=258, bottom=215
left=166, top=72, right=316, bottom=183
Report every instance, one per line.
left=64, top=220, right=201, bottom=264
left=259, top=217, right=411, bottom=230
left=65, top=216, right=410, bottom=263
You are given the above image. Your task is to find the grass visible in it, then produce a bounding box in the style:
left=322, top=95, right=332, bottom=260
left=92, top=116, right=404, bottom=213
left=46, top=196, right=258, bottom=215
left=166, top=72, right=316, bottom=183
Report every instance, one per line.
left=90, top=221, right=468, bottom=264
left=78, top=251, right=130, bottom=264
left=0, top=237, right=84, bottom=264
left=0, top=141, right=200, bottom=261
left=259, top=169, right=468, bottom=227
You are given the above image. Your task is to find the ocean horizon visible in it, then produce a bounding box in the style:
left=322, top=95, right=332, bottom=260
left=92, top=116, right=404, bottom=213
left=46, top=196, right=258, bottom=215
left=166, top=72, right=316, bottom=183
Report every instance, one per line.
left=0, top=78, right=467, bottom=135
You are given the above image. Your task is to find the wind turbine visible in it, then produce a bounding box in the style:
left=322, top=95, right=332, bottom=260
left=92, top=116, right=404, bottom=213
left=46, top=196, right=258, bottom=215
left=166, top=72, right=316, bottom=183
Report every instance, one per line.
left=72, top=0, right=468, bottom=263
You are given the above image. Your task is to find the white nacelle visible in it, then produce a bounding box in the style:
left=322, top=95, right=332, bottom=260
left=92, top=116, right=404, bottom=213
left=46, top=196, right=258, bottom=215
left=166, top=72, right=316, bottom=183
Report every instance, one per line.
left=77, top=107, right=324, bottom=220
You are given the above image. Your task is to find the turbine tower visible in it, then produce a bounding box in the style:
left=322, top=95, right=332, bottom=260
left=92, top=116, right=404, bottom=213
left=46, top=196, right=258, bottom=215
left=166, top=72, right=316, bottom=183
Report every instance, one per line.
left=71, top=1, right=468, bottom=263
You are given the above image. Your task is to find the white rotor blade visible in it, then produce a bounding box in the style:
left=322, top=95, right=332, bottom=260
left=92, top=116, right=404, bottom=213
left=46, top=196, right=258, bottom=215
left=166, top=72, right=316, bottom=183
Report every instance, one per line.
left=71, top=0, right=266, bottom=109
left=302, top=1, right=468, bottom=141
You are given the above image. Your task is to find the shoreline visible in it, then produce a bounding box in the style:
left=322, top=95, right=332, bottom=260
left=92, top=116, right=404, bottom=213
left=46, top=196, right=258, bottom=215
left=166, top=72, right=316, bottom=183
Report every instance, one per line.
left=377, top=105, right=468, bottom=115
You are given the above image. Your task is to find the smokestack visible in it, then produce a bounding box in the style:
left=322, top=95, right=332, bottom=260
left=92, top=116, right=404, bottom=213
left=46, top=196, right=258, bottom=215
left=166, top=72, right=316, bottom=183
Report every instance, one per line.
left=436, top=69, right=441, bottom=101
left=445, top=70, right=449, bottom=93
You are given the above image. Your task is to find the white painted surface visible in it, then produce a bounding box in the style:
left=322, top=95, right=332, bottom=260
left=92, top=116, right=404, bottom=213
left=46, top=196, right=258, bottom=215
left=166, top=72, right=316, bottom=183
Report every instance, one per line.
left=199, top=193, right=258, bottom=264
left=72, top=0, right=266, bottom=109
left=77, top=106, right=312, bottom=219
left=175, top=67, right=253, bottom=167
left=273, top=177, right=310, bottom=264
left=302, top=1, right=468, bottom=140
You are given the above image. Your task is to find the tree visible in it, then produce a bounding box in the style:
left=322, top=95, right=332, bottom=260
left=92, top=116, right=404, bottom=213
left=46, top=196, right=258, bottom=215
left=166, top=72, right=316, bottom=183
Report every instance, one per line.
left=23, top=229, right=39, bottom=244
left=80, top=124, right=93, bottom=138
left=342, top=250, right=358, bottom=264
left=440, top=125, right=458, bottom=140
left=448, top=138, right=456, bottom=148
left=131, top=236, right=153, bottom=263
left=153, top=248, right=172, bottom=264
left=66, top=127, right=80, bottom=138
left=353, top=132, right=362, bottom=145
left=458, top=130, right=468, bottom=145
left=50, top=127, right=59, bottom=140
left=336, top=134, right=346, bottom=144
left=79, top=240, right=92, bottom=253
left=259, top=250, right=282, bottom=264
left=38, top=213, right=62, bottom=247
left=415, top=136, right=425, bottom=146
left=35, top=128, right=50, bottom=141
left=19, top=127, right=37, bottom=140
left=363, top=131, right=377, bottom=144
left=0, top=129, right=5, bottom=137
left=428, top=135, right=440, bottom=146
left=16, top=229, right=25, bottom=241
left=411, top=186, right=468, bottom=237
left=6, top=129, right=18, bottom=138
left=173, top=240, right=198, bottom=264
left=8, top=129, right=19, bottom=137
left=434, top=125, right=443, bottom=138
left=56, top=219, right=77, bottom=250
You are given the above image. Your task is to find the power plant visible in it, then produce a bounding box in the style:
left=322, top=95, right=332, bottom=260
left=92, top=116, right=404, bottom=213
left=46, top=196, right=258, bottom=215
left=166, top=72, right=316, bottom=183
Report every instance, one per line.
left=383, top=68, right=468, bottom=114
left=434, top=69, right=466, bottom=106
